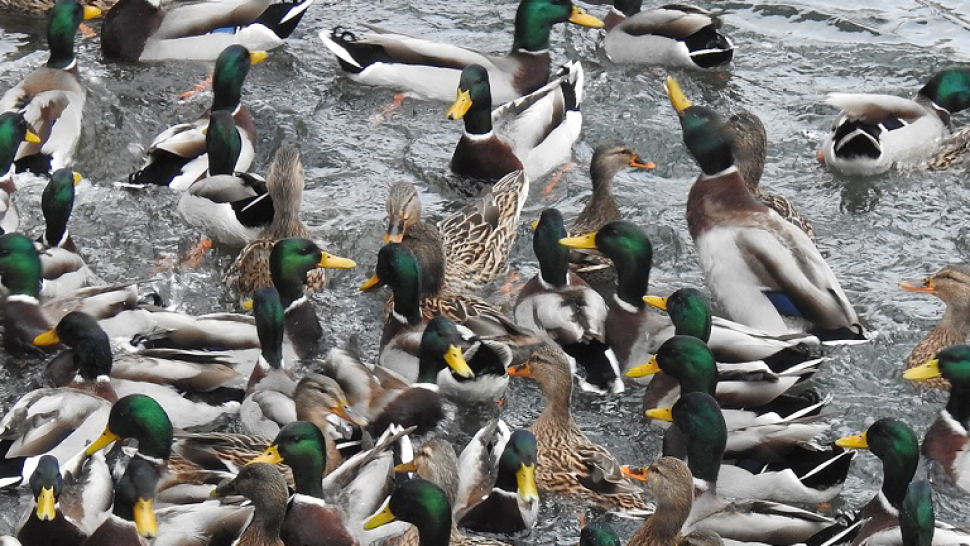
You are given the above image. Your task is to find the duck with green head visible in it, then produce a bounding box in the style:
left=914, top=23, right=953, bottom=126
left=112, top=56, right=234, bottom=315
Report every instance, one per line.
left=0, top=232, right=61, bottom=357
left=646, top=392, right=835, bottom=544
left=447, top=61, right=582, bottom=182
left=36, top=169, right=100, bottom=299
left=0, top=112, right=41, bottom=233
left=822, top=68, right=970, bottom=176
left=665, top=76, right=866, bottom=342
left=80, top=457, right=158, bottom=545
left=127, top=44, right=267, bottom=189
left=16, top=455, right=86, bottom=546
left=0, top=0, right=100, bottom=175
left=515, top=208, right=620, bottom=394
left=903, top=345, right=970, bottom=494
left=320, top=0, right=602, bottom=103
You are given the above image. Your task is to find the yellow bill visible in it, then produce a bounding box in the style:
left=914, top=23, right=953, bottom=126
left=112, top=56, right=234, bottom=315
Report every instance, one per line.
left=85, top=428, right=119, bottom=455
left=643, top=295, right=668, bottom=310
left=134, top=498, right=158, bottom=538
left=568, top=6, right=605, bottom=28
left=394, top=461, right=417, bottom=473
left=36, top=486, right=56, bottom=521
left=33, top=329, right=61, bottom=346
left=72, top=172, right=82, bottom=185
left=319, top=253, right=356, bottom=269
left=241, top=299, right=254, bottom=310
left=359, top=273, right=382, bottom=291
left=447, top=90, right=473, bottom=120
left=645, top=406, right=673, bottom=422
left=835, top=432, right=869, bottom=450
left=665, top=76, right=692, bottom=114
left=248, top=444, right=284, bottom=465
left=445, top=345, right=475, bottom=379
left=250, top=51, right=269, bottom=64
left=902, top=359, right=942, bottom=381
left=24, top=130, right=41, bottom=143
left=530, top=219, right=540, bottom=230
left=364, top=505, right=398, bottom=530
left=82, top=5, right=101, bottom=19
left=625, top=356, right=660, bottom=378
left=516, top=463, right=539, bottom=503
left=559, top=233, right=598, bottom=250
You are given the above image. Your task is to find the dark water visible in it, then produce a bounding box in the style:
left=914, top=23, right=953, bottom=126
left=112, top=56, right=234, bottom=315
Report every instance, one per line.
left=2, top=0, right=970, bottom=540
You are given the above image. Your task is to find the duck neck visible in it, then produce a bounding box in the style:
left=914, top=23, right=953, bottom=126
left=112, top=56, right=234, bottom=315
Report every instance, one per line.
left=936, top=299, right=970, bottom=341
left=414, top=507, right=453, bottom=546
left=946, top=386, right=970, bottom=432
left=247, top=507, right=287, bottom=545
left=686, top=168, right=768, bottom=239
left=631, top=492, right=690, bottom=546
left=535, top=370, right=578, bottom=435
left=46, top=21, right=77, bottom=70
left=392, top=283, right=423, bottom=327
left=511, top=4, right=554, bottom=52
left=42, top=192, right=73, bottom=249
left=462, top=101, right=493, bottom=136
left=416, top=352, right=443, bottom=385
left=613, top=259, right=649, bottom=311
left=880, top=449, right=917, bottom=509
left=290, top=456, right=325, bottom=499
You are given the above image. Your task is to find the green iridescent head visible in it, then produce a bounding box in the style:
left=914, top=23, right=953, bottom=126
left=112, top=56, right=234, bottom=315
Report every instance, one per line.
left=205, top=110, right=242, bottom=176
left=47, top=0, right=99, bottom=69
left=533, top=208, right=569, bottom=287
left=580, top=523, right=621, bottom=546
left=0, top=233, right=43, bottom=297
left=655, top=335, right=717, bottom=396
left=253, top=287, right=285, bottom=369
left=360, top=243, right=423, bottom=324
left=211, top=45, right=266, bottom=112
left=365, top=478, right=452, bottom=537
left=0, top=112, right=32, bottom=174
left=919, top=68, right=970, bottom=114
left=42, top=169, right=78, bottom=247
left=95, top=394, right=174, bottom=460
left=670, top=392, right=726, bottom=483
left=665, top=288, right=713, bottom=342
left=512, top=0, right=603, bottom=52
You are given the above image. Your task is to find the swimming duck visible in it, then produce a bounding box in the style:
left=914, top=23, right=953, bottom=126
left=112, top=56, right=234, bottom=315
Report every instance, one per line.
left=0, top=0, right=100, bottom=175
left=0, top=112, right=41, bottom=233
left=224, top=147, right=348, bottom=298
left=647, top=392, right=835, bottom=544
left=127, top=45, right=265, bottom=189
left=102, top=0, right=313, bottom=62
left=178, top=110, right=273, bottom=247
left=36, top=169, right=100, bottom=299
left=80, top=457, right=158, bottom=545
left=902, top=345, right=970, bottom=494
left=507, top=346, right=651, bottom=512
left=665, top=76, right=866, bottom=341
left=447, top=62, right=582, bottom=182
left=16, top=455, right=86, bottom=546
left=319, top=0, right=603, bottom=103
left=821, top=68, right=970, bottom=176
left=602, top=2, right=734, bottom=69
left=899, top=265, right=970, bottom=389
left=515, top=208, right=621, bottom=394
left=836, top=418, right=970, bottom=546
left=211, top=463, right=287, bottom=546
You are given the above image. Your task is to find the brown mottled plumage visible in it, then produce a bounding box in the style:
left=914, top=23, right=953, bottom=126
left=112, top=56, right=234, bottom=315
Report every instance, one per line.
left=213, top=463, right=288, bottom=546
left=927, top=125, right=970, bottom=169
left=507, top=346, right=649, bottom=512
left=625, top=458, right=703, bottom=546
left=900, top=265, right=970, bottom=388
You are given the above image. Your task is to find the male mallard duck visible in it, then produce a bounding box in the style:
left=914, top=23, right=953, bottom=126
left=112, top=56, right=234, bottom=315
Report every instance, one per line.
left=665, top=76, right=866, bottom=340
left=211, top=463, right=287, bottom=546
left=899, top=265, right=970, bottom=388
left=647, top=392, right=835, bottom=544
left=178, top=110, right=273, bottom=247
left=580, top=520, right=621, bottom=546
left=127, top=45, right=265, bottom=189
left=821, top=68, right=970, bottom=176
left=0, top=112, right=41, bottom=233
left=241, top=287, right=297, bottom=438
left=16, top=455, right=87, bottom=546
left=507, top=346, right=650, bottom=512
left=79, top=457, right=157, bottom=545
left=36, top=169, right=100, bottom=299
left=447, top=62, right=582, bottom=182
left=902, top=345, right=970, bottom=494
left=0, top=0, right=100, bottom=175
left=515, top=208, right=621, bottom=394
left=602, top=2, right=733, bottom=69
left=102, top=0, right=313, bottom=62
left=901, top=481, right=935, bottom=546
left=224, top=147, right=348, bottom=298
left=319, top=0, right=603, bottom=103
left=836, top=418, right=970, bottom=546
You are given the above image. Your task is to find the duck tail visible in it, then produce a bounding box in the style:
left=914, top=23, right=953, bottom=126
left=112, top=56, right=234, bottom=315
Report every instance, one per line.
left=321, top=28, right=388, bottom=73
left=254, top=0, right=315, bottom=39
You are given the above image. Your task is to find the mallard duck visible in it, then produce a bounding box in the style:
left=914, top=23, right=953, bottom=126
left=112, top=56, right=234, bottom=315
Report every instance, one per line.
left=647, top=392, right=835, bottom=544
left=665, top=76, right=866, bottom=341
left=79, top=457, right=158, bottom=545
left=507, top=346, right=650, bottom=512
left=224, top=147, right=351, bottom=298
left=211, top=463, right=287, bottom=546
left=602, top=2, right=733, bottom=68
left=244, top=422, right=358, bottom=546
left=319, top=0, right=603, bottom=103
left=102, top=0, right=313, bottom=62
left=0, top=112, right=41, bottom=233
left=515, top=208, right=621, bottom=394
left=291, top=373, right=366, bottom=474
left=396, top=438, right=461, bottom=505
left=901, top=481, right=935, bottom=546
left=383, top=181, right=447, bottom=297
left=453, top=421, right=539, bottom=534
left=178, top=110, right=273, bottom=247
left=836, top=418, right=970, bottom=546
left=36, top=169, right=100, bottom=300
left=902, top=345, right=970, bottom=494
left=899, top=265, right=970, bottom=389
left=821, top=68, right=970, bottom=176
left=0, top=0, right=100, bottom=175
left=127, top=45, right=265, bottom=189
left=16, top=455, right=86, bottom=546
left=447, top=62, right=581, bottom=182
left=579, top=520, right=621, bottom=546
left=241, top=287, right=298, bottom=438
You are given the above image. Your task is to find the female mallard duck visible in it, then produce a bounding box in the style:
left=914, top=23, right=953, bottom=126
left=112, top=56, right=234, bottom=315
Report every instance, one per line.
left=36, top=169, right=100, bottom=299
left=447, top=62, right=581, bottom=182
left=224, top=147, right=351, bottom=298
left=821, top=68, right=970, bottom=177
left=902, top=345, right=970, bottom=494
left=212, top=463, right=287, bottom=546
left=647, top=392, right=835, bottom=544
left=102, top=0, right=313, bottom=62
left=602, top=2, right=733, bottom=69
left=515, top=208, right=621, bottom=394
left=0, top=112, right=41, bottom=233
left=507, top=346, right=650, bottom=513
left=665, top=76, right=866, bottom=341
left=836, top=418, right=970, bottom=546
left=292, top=373, right=366, bottom=474
left=396, top=438, right=461, bottom=505
left=79, top=457, right=158, bottom=545
left=178, top=110, right=273, bottom=247
left=0, top=0, right=100, bottom=175
left=16, top=456, right=87, bottom=546
left=127, top=45, right=265, bottom=189
left=319, top=0, right=603, bottom=103
left=899, top=265, right=970, bottom=388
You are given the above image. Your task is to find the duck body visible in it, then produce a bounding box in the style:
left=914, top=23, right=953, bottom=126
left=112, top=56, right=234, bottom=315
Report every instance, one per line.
left=603, top=2, right=734, bottom=69
left=102, top=0, right=313, bottom=62
left=36, top=170, right=100, bottom=300
left=820, top=69, right=970, bottom=176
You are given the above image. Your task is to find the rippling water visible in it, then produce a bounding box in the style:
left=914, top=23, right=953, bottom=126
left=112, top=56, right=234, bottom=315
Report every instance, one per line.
left=2, top=0, right=970, bottom=539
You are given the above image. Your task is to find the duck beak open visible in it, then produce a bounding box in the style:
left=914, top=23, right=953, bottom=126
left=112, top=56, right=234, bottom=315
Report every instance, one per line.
left=36, top=486, right=56, bottom=521
left=568, top=6, right=604, bottom=28
left=33, top=329, right=61, bottom=346
left=626, top=356, right=660, bottom=378
left=82, top=6, right=101, bottom=19
left=24, top=130, right=41, bottom=144
left=559, top=233, right=598, bottom=250
left=620, top=465, right=649, bottom=482
left=629, top=154, right=655, bottom=169
left=447, top=90, right=473, bottom=120
left=364, top=505, right=398, bottom=530
left=899, top=278, right=936, bottom=294
left=517, top=463, right=539, bottom=503
left=836, top=432, right=869, bottom=450
left=903, top=359, right=942, bottom=381
left=250, top=51, right=268, bottom=65
left=359, top=273, right=383, bottom=291
left=319, top=253, right=356, bottom=269
left=507, top=361, right=533, bottom=378
left=665, top=76, right=692, bottom=115
left=643, top=295, right=668, bottom=310
left=248, top=445, right=284, bottom=465
left=645, top=406, right=673, bottom=422
left=134, top=498, right=158, bottom=538
left=445, top=345, right=475, bottom=379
